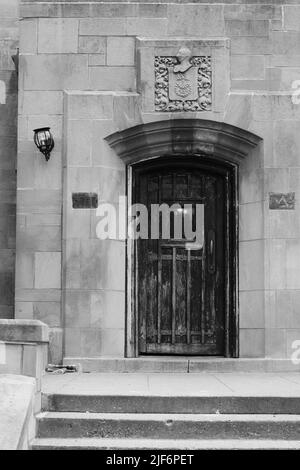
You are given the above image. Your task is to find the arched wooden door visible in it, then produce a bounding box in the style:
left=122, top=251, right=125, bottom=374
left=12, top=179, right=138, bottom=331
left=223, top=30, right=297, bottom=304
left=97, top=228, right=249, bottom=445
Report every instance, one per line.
left=133, top=157, right=232, bottom=356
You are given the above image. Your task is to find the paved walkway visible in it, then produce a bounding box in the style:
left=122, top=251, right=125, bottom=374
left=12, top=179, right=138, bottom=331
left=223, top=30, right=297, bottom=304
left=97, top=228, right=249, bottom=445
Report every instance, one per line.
left=42, top=372, right=300, bottom=397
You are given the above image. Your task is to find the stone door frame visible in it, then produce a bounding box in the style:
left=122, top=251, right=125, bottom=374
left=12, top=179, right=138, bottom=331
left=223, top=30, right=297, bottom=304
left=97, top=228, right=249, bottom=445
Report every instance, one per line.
left=105, top=118, right=262, bottom=358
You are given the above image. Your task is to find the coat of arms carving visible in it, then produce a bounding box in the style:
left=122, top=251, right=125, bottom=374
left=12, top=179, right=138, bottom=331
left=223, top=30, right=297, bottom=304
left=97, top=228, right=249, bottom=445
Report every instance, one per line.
left=154, top=46, right=212, bottom=112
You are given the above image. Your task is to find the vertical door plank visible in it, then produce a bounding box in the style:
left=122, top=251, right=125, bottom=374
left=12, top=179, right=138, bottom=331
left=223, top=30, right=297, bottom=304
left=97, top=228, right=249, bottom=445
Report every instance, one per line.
left=186, top=249, right=191, bottom=344
left=172, top=246, right=176, bottom=345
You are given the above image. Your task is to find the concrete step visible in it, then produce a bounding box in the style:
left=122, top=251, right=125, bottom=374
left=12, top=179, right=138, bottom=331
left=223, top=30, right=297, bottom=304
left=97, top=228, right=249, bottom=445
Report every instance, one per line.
left=44, top=393, right=300, bottom=415
left=31, top=437, right=300, bottom=450
left=37, top=412, right=300, bottom=440
left=63, top=357, right=300, bottom=373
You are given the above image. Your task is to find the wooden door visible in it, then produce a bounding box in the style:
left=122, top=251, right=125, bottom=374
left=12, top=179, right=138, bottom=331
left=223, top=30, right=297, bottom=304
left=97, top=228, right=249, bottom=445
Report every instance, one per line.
left=135, top=161, right=226, bottom=355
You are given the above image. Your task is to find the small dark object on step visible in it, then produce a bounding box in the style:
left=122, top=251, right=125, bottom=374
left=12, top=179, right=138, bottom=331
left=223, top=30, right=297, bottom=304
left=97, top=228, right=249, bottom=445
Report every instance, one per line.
left=46, top=364, right=79, bottom=374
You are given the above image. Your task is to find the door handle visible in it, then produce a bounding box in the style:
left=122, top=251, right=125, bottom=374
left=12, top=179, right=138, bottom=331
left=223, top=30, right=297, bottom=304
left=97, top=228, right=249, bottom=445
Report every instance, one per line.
left=208, top=230, right=215, bottom=274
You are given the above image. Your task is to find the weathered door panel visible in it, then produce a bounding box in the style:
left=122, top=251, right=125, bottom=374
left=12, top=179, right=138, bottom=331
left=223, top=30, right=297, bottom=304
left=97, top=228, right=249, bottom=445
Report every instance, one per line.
left=136, top=162, right=226, bottom=356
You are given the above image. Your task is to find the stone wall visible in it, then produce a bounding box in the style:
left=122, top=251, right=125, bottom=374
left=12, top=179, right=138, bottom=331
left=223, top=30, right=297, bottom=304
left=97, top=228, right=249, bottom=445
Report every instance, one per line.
left=16, top=0, right=300, bottom=361
left=0, top=0, right=19, bottom=320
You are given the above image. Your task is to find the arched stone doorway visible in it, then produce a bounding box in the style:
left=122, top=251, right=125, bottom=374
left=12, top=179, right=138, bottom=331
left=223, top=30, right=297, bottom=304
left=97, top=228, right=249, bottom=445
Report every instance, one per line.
left=105, top=119, right=262, bottom=358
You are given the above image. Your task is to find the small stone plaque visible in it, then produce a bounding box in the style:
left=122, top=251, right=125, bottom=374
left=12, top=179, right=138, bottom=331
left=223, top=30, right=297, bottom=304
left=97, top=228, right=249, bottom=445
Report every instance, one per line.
left=269, top=192, right=295, bottom=210
left=72, top=192, right=98, bottom=209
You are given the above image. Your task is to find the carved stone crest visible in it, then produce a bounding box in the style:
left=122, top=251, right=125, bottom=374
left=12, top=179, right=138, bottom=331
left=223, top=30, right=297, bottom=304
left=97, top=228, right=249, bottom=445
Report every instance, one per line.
left=154, top=46, right=212, bottom=112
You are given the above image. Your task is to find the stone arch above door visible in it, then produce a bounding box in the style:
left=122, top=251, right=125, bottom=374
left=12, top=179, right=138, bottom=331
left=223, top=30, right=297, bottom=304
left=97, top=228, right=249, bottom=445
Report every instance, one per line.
left=105, top=119, right=263, bottom=358
left=105, top=119, right=262, bottom=165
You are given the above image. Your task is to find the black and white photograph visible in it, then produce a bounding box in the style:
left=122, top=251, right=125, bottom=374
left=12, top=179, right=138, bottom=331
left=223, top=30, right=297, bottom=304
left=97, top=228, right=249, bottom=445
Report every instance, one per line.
left=1, top=0, right=300, bottom=456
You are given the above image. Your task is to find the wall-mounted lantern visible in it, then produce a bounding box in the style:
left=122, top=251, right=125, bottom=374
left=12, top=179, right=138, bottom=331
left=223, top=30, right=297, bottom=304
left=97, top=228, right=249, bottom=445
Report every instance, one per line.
left=33, top=127, right=54, bottom=162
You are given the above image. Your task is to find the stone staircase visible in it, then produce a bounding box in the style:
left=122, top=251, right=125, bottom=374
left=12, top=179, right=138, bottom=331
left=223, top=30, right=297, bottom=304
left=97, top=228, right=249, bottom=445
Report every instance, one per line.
left=32, top=392, right=300, bottom=449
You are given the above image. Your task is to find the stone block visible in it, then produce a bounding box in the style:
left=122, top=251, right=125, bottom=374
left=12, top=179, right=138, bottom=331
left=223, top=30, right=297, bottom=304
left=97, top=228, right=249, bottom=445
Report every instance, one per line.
left=270, top=55, right=300, bottom=67
left=107, top=37, right=135, bottom=66
left=265, top=328, right=286, bottom=358
left=79, top=328, right=103, bottom=356
left=19, top=19, right=37, bottom=54
left=0, top=344, right=22, bottom=374
left=79, top=19, right=125, bottom=36
left=20, top=3, right=89, bottom=18
left=239, top=202, right=264, bottom=241
left=0, top=0, right=19, bottom=18
left=66, top=119, right=92, bottom=166
left=224, top=4, right=281, bottom=20
left=239, top=240, right=264, bottom=291
left=224, top=93, right=252, bottom=130
left=138, top=4, right=167, bottom=18
left=89, top=3, right=137, bottom=18
left=88, top=54, right=106, bottom=66
left=90, top=290, right=125, bottom=329
left=268, top=240, right=286, bottom=290
left=239, top=291, right=265, bottom=329
left=66, top=92, right=113, bottom=120
left=230, top=36, right=272, bottom=54
left=89, top=66, right=136, bottom=92
left=79, top=36, right=106, bottom=55
left=167, top=5, right=224, bottom=36
left=91, top=120, right=124, bottom=169
left=286, top=240, right=300, bottom=289
left=20, top=54, right=89, bottom=91
left=112, top=93, right=142, bottom=131
left=15, top=252, right=34, bottom=289
left=239, top=168, right=264, bottom=204
left=284, top=6, right=300, bottom=31
left=127, top=18, right=168, bottom=36
left=99, top=328, right=124, bottom=356
left=17, top=224, right=61, bottom=251
left=65, top=290, right=90, bottom=328
left=38, top=19, right=78, bottom=54
left=15, top=301, right=33, bottom=319
left=64, top=209, right=91, bottom=240
left=79, top=239, right=125, bottom=291
left=20, top=91, right=63, bottom=116
left=0, top=319, right=49, bottom=343
left=269, top=210, right=300, bottom=239
left=15, top=289, right=61, bottom=303
left=231, top=55, right=265, bottom=80
left=272, top=31, right=300, bottom=55
left=240, top=329, right=265, bottom=358
left=22, top=344, right=37, bottom=377
left=0, top=19, right=18, bottom=40
left=34, top=252, right=61, bottom=289
left=48, top=327, right=63, bottom=364
left=64, top=327, right=81, bottom=357
left=33, top=302, right=61, bottom=328
left=0, top=272, right=14, bottom=305
left=34, top=150, right=62, bottom=191
left=266, top=290, right=300, bottom=329
left=0, top=306, right=14, bottom=319
left=225, top=20, right=269, bottom=37
left=17, top=189, right=61, bottom=215
left=274, top=121, right=300, bottom=167
left=64, top=239, right=81, bottom=289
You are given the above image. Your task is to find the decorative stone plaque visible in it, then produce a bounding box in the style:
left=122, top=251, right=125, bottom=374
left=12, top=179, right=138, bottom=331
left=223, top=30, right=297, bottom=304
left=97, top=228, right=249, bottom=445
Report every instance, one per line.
left=269, top=192, right=295, bottom=210
left=154, top=46, right=212, bottom=112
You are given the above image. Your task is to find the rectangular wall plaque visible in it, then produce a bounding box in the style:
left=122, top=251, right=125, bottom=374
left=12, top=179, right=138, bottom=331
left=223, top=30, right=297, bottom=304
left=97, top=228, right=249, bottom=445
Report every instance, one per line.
left=269, top=192, right=295, bottom=210
left=72, top=192, right=98, bottom=209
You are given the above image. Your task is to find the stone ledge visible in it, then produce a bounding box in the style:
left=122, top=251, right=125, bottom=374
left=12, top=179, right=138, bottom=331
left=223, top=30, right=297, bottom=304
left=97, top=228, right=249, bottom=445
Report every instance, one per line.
left=0, top=320, right=49, bottom=343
